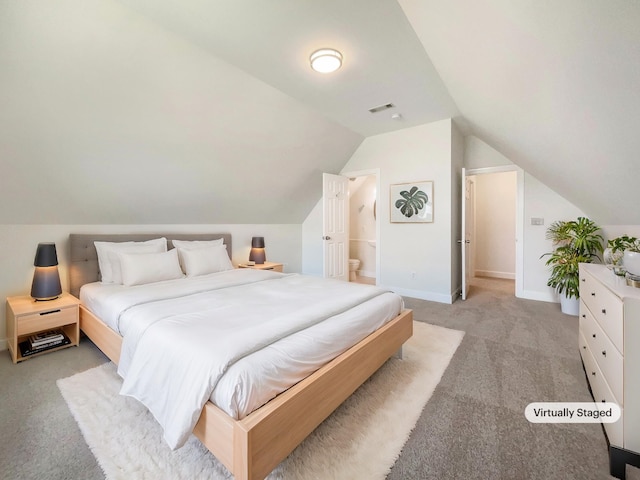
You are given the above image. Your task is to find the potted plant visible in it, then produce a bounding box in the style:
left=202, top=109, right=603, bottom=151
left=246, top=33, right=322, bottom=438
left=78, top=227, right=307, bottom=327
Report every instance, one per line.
left=607, top=235, right=640, bottom=276
left=541, top=217, right=603, bottom=315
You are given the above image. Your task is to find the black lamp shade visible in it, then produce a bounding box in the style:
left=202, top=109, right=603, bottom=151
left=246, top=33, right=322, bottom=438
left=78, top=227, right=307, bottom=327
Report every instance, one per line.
left=251, top=237, right=265, bottom=249
left=34, top=243, right=58, bottom=267
left=249, top=237, right=266, bottom=264
left=31, top=243, right=62, bottom=301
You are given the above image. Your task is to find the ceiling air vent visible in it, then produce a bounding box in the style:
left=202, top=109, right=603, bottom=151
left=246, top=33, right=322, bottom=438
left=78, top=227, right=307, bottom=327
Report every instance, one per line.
left=368, top=103, right=395, bottom=114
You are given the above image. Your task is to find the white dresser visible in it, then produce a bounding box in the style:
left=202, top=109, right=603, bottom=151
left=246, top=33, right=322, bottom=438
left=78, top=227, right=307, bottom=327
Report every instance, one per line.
left=579, top=263, right=640, bottom=478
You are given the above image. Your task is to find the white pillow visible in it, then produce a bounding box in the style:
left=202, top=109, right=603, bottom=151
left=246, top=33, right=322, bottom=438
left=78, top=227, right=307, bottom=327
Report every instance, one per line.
left=118, top=249, right=184, bottom=287
left=172, top=238, right=225, bottom=271
left=95, top=238, right=167, bottom=284
left=179, top=244, right=234, bottom=277
left=172, top=238, right=224, bottom=250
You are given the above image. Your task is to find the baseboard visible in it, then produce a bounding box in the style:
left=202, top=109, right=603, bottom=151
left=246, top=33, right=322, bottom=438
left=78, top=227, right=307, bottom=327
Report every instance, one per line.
left=357, top=270, right=375, bottom=279
left=517, top=289, right=557, bottom=303
left=374, top=279, right=556, bottom=305
left=0, top=338, right=7, bottom=352
left=475, top=270, right=516, bottom=280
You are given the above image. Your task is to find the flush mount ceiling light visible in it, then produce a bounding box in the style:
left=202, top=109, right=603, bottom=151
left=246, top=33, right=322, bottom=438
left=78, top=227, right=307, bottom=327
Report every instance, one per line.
left=309, top=48, right=343, bottom=73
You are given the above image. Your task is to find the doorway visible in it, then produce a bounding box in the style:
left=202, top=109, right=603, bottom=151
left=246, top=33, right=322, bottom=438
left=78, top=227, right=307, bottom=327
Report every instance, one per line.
left=463, top=167, right=520, bottom=298
left=347, top=174, right=377, bottom=284
left=339, top=169, right=380, bottom=285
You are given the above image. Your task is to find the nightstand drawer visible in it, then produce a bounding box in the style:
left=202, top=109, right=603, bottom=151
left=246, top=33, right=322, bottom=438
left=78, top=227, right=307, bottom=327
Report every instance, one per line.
left=16, top=306, right=78, bottom=336
left=265, top=265, right=283, bottom=272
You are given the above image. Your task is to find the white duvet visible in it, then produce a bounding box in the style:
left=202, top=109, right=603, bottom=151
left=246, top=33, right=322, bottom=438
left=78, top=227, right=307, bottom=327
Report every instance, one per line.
left=80, top=269, right=402, bottom=450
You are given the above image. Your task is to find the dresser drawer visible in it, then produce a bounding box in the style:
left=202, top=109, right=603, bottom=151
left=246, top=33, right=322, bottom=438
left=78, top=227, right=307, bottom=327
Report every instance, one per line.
left=581, top=271, right=623, bottom=353
left=580, top=305, right=623, bottom=404
left=16, top=306, right=78, bottom=336
left=579, top=334, right=624, bottom=446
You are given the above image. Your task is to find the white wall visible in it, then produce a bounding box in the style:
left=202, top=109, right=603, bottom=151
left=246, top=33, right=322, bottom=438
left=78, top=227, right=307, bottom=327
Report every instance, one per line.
left=302, top=119, right=457, bottom=303
left=0, top=224, right=301, bottom=350
left=474, top=171, right=517, bottom=279
left=464, top=135, right=511, bottom=170
left=601, top=226, right=640, bottom=244
left=302, top=201, right=324, bottom=277
left=303, top=124, right=589, bottom=304
left=303, top=130, right=599, bottom=306
left=522, top=176, right=585, bottom=301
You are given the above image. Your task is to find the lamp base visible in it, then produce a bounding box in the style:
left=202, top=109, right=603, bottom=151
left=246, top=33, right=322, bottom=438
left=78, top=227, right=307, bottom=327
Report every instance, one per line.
left=31, top=265, right=62, bottom=301
left=249, top=248, right=266, bottom=265
left=33, top=295, right=60, bottom=302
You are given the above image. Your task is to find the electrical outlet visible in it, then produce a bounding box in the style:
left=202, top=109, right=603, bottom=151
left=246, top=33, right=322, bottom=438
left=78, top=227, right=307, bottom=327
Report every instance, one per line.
left=531, top=217, right=544, bottom=226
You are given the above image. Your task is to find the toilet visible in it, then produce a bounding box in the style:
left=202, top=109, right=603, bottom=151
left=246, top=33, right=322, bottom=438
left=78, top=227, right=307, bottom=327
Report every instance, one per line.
left=348, top=259, right=360, bottom=282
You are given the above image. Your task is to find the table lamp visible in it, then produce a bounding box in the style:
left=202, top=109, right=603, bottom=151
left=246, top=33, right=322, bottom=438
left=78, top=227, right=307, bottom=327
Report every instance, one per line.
left=249, top=237, right=266, bottom=264
left=31, top=243, right=62, bottom=301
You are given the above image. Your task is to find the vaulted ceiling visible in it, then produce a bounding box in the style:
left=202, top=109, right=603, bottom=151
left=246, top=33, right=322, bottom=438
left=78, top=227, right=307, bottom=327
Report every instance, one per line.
left=399, top=0, right=640, bottom=225
left=1, top=0, right=638, bottom=225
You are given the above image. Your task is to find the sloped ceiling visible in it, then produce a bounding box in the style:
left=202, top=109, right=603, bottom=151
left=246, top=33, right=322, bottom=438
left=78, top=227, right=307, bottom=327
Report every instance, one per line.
left=1, top=0, right=638, bottom=225
left=115, top=0, right=460, bottom=137
left=0, top=0, right=457, bottom=224
left=398, top=0, right=640, bottom=225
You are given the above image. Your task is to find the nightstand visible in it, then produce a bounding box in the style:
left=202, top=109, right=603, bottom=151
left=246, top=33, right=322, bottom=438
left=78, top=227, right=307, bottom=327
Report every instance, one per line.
left=238, top=262, right=284, bottom=272
left=6, top=293, right=80, bottom=363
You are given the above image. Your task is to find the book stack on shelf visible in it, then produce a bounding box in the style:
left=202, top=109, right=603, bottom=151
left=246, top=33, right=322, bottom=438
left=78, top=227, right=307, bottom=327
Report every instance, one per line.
left=19, top=329, right=70, bottom=357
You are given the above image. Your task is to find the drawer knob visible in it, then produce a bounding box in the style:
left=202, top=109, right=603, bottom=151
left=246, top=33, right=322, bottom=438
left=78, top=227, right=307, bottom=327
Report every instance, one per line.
left=581, top=278, right=585, bottom=282
left=582, top=314, right=586, bottom=318
left=591, top=371, right=596, bottom=376
left=592, top=334, right=596, bottom=338
left=602, top=399, right=606, bottom=403
left=591, top=292, right=596, bottom=296
left=582, top=345, right=586, bottom=349
left=601, top=309, right=606, bottom=314
left=602, top=350, right=607, bottom=357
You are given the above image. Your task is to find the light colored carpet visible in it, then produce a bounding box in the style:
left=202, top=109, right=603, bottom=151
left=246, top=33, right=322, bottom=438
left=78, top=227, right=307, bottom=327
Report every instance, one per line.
left=57, top=321, right=463, bottom=480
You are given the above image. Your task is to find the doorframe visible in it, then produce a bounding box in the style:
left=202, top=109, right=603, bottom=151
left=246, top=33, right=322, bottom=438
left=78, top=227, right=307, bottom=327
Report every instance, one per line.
left=464, top=165, right=524, bottom=298
left=341, top=168, right=381, bottom=284
left=461, top=169, right=474, bottom=300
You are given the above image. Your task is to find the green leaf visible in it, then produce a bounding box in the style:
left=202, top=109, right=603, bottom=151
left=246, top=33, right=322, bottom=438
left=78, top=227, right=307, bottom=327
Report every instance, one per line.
left=541, top=217, right=603, bottom=299
left=394, top=186, right=429, bottom=219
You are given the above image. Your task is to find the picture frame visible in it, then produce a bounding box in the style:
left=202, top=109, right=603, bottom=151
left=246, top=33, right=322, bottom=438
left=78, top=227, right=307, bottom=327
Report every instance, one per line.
left=390, top=181, right=433, bottom=223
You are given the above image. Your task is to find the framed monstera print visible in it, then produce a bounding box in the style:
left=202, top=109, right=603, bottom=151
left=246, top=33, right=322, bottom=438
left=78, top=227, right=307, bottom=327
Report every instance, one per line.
left=390, top=181, right=433, bottom=223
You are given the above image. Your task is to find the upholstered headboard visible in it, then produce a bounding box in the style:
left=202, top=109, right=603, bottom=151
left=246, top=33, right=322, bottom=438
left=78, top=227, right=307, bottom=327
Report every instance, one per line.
left=68, top=233, right=232, bottom=298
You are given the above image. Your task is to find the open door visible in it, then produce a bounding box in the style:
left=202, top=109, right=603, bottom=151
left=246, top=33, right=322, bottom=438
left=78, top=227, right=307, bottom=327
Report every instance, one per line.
left=322, top=173, right=349, bottom=281
left=460, top=168, right=473, bottom=300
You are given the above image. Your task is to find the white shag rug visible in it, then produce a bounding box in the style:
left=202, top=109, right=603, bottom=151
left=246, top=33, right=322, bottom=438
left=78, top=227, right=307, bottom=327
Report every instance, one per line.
left=57, top=321, right=463, bottom=480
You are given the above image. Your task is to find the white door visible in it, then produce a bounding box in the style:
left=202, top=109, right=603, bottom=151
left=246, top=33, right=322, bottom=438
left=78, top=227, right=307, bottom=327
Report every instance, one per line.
left=322, top=173, right=349, bottom=281
left=461, top=168, right=473, bottom=300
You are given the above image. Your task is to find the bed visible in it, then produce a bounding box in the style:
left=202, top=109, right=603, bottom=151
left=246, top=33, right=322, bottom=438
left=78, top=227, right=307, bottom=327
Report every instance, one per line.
left=69, top=233, right=413, bottom=480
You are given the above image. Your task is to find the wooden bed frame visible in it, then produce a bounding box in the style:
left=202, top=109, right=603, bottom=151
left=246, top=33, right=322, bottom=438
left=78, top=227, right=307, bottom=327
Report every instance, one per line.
left=69, top=233, right=413, bottom=480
